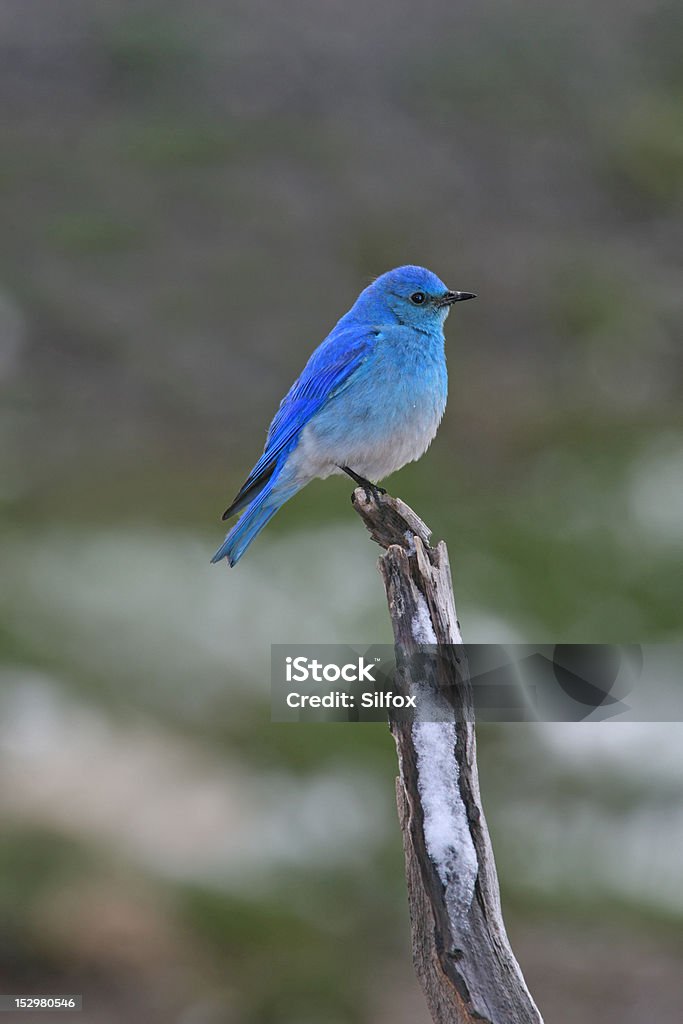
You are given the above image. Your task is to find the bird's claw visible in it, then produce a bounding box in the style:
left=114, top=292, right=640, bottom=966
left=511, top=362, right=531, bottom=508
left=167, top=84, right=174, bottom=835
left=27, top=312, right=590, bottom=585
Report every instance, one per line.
left=362, top=482, right=385, bottom=504
left=340, top=465, right=386, bottom=504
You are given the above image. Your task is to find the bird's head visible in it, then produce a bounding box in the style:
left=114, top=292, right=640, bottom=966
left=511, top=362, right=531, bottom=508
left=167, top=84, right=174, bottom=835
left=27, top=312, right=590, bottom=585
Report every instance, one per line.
left=350, top=265, right=475, bottom=332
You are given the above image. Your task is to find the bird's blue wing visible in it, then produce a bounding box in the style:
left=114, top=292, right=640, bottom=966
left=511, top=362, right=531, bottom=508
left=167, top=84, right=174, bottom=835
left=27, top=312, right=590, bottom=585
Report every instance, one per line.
left=222, top=325, right=377, bottom=519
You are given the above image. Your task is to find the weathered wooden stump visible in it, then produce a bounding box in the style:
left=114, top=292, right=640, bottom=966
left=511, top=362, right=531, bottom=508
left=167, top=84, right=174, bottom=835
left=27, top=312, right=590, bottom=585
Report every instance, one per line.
left=352, top=487, right=543, bottom=1024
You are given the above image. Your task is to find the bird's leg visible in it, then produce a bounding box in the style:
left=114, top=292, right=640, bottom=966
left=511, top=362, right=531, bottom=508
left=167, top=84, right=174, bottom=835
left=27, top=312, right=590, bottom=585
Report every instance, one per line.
left=339, top=465, right=386, bottom=502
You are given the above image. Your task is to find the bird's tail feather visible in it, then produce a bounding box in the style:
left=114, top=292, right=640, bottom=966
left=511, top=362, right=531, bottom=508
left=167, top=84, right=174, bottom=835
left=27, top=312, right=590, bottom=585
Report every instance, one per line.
left=211, top=475, right=299, bottom=566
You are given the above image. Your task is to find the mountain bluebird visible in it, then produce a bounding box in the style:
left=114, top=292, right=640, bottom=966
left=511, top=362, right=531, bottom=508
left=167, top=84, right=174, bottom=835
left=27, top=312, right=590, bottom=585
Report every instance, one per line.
left=212, top=265, right=475, bottom=566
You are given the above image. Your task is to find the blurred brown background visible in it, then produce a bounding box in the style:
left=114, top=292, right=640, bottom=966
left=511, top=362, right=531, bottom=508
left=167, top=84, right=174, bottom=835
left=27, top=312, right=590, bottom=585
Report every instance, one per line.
left=1, top=1, right=682, bottom=1021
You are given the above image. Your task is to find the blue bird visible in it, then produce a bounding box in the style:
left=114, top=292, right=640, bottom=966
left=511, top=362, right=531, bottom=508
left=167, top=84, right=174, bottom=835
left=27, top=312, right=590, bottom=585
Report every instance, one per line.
left=212, top=265, right=475, bottom=566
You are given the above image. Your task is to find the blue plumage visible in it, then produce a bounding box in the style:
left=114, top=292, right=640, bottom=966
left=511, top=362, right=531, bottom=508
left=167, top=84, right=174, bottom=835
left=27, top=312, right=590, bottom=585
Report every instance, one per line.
left=212, top=265, right=475, bottom=566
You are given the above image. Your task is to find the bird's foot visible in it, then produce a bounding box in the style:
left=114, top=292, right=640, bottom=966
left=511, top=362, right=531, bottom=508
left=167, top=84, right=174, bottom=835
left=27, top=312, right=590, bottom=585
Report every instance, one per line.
left=340, top=465, right=386, bottom=503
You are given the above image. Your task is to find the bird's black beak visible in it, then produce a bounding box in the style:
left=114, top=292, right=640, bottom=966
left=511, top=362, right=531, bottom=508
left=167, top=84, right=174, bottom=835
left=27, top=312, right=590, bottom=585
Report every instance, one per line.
left=437, top=290, right=477, bottom=307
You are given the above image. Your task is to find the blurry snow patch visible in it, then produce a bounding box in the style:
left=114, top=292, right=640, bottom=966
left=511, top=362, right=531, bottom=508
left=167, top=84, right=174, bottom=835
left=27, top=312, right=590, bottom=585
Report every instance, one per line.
left=495, top=722, right=683, bottom=915
left=0, top=670, right=389, bottom=886
left=539, top=722, right=683, bottom=785
left=412, top=720, right=477, bottom=922
left=0, top=523, right=387, bottom=715
left=628, top=436, right=683, bottom=545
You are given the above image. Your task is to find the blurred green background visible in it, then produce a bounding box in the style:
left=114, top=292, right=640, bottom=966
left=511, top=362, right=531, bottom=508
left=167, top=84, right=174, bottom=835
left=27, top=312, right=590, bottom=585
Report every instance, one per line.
left=1, top=0, right=682, bottom=1021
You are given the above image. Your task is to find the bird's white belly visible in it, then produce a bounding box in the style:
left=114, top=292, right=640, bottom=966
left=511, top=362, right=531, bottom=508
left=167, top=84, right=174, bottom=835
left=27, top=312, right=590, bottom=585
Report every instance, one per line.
left=290, top=402, right=444, bottom=484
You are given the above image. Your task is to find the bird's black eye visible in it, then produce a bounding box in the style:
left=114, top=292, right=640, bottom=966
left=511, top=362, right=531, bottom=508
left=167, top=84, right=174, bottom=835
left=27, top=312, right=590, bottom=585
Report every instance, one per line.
left=410, top=291, right=426, bottom=305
